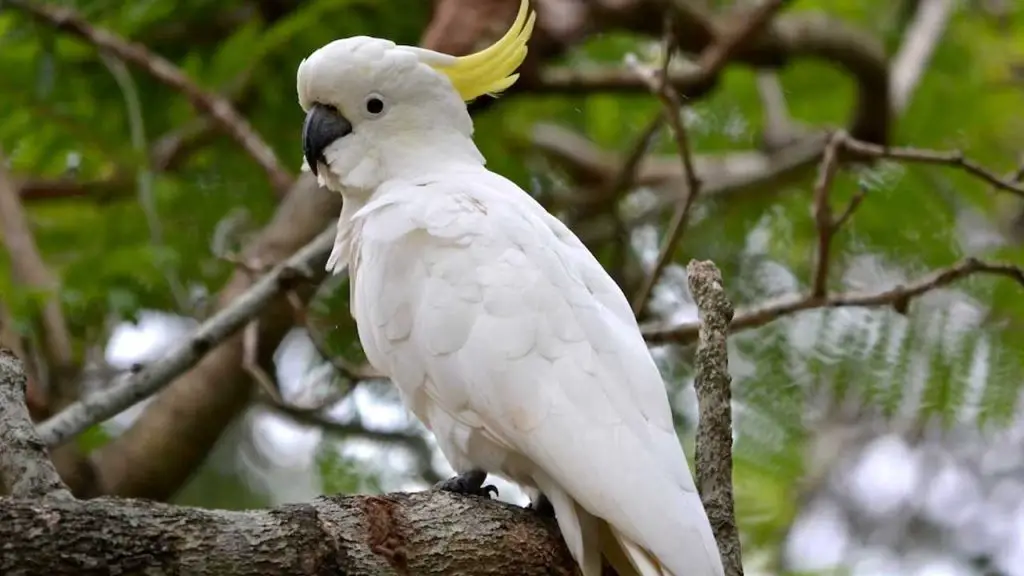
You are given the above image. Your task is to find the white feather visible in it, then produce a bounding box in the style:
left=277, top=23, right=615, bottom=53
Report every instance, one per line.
left=339, top=167, right=725, bottom=576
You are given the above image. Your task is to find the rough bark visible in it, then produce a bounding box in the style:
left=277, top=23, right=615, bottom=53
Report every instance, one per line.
left=687, top=261, right=742, bottom=576
left=0, top=350, right=71, bottom=501
left=0, top=491, right=577, bottom=576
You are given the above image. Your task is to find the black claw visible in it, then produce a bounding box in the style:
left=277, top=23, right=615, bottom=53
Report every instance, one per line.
left=435, top=469, right=498, bottom=499
left=527, top=493, right=556, bottom=518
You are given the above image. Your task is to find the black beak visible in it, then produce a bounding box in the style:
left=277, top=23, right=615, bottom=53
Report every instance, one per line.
left=302, top=103, right=352, bottom=177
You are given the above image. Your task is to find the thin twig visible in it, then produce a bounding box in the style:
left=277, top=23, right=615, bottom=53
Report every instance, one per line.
left=630, top=1, right=790, bottom=316
left=35, top=226, right=338, bottom=447
left=839, top=136, right=1024, bottom=199
left=6, top=0, right=293, bottom=196
left=687, top=260, right=743, bottom=576
left=696, top=0, right=791, bottom=75
left=242, top=320, right=284, bottom=403
left=644, top=257, right=1024, bottom=345
left=630, top=17, right=703, bottom=316
left=0, top=349, right=72, bottom=500
left=810, top=131, right=846, bottom=297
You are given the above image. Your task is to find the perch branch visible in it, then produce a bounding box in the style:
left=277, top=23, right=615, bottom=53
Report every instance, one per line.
left=35, top=226, right=337, bottom=448
left=0, top=349, right=70, bottom=500
left=6, top=0, right=293, bottom=196
left=0, top=490, right=575, bottom=576
left=687, top=261, right=743, bottom=576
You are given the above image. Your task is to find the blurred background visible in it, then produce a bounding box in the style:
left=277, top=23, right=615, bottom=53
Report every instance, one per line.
left=2, top=0, right=1024, bottom=574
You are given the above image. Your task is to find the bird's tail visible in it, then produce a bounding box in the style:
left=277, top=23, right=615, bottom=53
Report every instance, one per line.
left=598, top=521, right=672, bottom=576
left=534, top=475, right=673, bottom=576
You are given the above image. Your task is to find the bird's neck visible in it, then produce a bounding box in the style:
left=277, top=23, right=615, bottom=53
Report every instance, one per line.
left=329, top=128, right=485, bottom=198
left=381, top=133, right=486, bottom=182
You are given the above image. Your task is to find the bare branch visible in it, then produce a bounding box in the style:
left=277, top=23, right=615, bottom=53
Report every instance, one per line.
left=0, top=490, right=576, bottom=575
left=890, top=0, right=957, bottom=114
left=631, top=1, right=788, bottom=316
left=0, top=349, right=70, bottom=500
left=810, top=132, right=845, bottom=297
left=695, top=0, right=791, bottom=74
left=263, top=398, right=421, bottom=447
left=36, top=226, right=337, bottom=448
left=840, top=137, right=1024, bottom=199
left=242, top=320, right=285, bottom=403
left=687, top=261, right=743, bottom=576
left=6, top=0, right=294, bottom=196
left=645, top=257, right=1024, bottom=345
left=629, top=22, right=703, bottom=316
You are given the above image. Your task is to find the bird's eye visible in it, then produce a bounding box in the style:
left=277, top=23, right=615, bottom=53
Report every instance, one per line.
left=364, top=94, right=386, bottom=117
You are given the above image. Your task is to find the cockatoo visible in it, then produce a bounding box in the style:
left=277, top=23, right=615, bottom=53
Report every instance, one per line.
left=296, top=1, right=724, bottom=575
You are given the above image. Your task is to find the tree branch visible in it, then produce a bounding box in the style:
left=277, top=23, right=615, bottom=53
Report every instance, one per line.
left=629, top=18, right=703, bottom=316
left=36, top=224, right=337, bottom=448
left=0, top=490, right=575, bottom=576
left=6, top=0, right=293, bottom=196
left=0, top=349, right=70, bottom=500
left=839, top=136, right=1024, bottom=199
left=687, top=261, right=743, bottom=576
left=79, top=174, right=341, bottom=500
left=645, top=257, right=1024, bottom=345
left=0, top=153, right=76, bottom=406
left=889, top=0, right=956, bottom=114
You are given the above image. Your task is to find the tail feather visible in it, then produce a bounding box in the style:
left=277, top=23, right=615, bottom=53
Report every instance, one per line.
left=533, top=474, right=602, bottom=576
left=615, top=531, right=669, bottom=576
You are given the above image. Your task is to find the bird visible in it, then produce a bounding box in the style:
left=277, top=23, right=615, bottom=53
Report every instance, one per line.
left=295, top=1, right=724, bottom=574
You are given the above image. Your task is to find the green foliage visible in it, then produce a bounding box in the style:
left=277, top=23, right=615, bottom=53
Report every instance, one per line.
left=316, top=441, right=384, bottom=496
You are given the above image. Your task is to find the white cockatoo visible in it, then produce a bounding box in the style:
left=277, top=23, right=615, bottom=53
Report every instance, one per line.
left=295, top=2, right=724, bottom=575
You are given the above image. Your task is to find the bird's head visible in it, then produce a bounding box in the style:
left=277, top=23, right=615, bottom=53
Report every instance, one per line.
left=296, top=0, right=535, bottom=191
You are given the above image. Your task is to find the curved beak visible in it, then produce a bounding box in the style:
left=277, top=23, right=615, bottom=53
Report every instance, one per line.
left=302, top=103, right=352, bottom=177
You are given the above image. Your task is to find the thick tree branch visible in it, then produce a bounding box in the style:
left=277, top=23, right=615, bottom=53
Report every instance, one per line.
left=37, top=224, right=336, bottom=448
left=687, top=261, right=742, bottom=576
left=0, top=349, right=70, bottom=500
left=6, top=0, right=293, bottom=196
left=0, top=491, right=575, bottom=575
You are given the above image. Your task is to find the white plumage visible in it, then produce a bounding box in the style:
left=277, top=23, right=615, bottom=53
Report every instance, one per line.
left=298, top=25, right=724, bottom=576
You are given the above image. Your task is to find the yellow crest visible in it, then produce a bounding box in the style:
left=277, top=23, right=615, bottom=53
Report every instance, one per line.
left=431, top=0, right=536, bottom=102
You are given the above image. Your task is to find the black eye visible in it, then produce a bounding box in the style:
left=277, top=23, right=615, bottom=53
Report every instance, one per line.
left=366, top=97, right=384, bottom=115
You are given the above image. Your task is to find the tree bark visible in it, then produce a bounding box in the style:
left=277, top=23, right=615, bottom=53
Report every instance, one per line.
left=0, top=490, right=577, bottom=576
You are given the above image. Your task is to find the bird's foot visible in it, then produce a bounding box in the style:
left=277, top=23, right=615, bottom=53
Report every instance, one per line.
left=527, top=492, right=556, bottom=518
left=434, top=469, right=498, bottom=499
